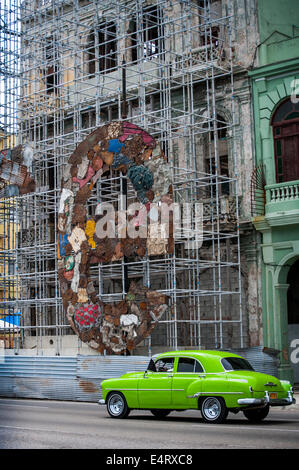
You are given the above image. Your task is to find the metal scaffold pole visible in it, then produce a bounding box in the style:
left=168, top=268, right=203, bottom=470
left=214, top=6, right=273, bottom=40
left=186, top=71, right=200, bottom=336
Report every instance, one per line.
left=0, top=0, right=244, bottom=356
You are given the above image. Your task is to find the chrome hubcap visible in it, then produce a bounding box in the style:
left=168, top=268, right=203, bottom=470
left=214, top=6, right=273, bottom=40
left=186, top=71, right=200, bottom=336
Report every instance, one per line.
left=203, top=398, right=221, bottom=420
left=109, top=395, right=124, bottom=416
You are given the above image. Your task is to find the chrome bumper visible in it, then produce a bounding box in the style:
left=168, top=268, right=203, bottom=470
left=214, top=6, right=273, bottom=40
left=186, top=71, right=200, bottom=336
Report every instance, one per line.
left=98, top=399, right=105, bottom=405
left=238, top=398, right=266, bottom=406
left=238, top=391, right=295, bottom=407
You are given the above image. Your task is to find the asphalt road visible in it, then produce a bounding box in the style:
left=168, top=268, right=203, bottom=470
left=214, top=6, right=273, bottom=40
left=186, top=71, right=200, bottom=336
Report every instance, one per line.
left=0, top=398, right=299, bottom=450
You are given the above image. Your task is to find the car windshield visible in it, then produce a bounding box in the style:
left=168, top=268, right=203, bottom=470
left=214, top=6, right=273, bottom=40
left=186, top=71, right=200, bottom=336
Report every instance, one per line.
left=221, top=357, right=254, bottom=371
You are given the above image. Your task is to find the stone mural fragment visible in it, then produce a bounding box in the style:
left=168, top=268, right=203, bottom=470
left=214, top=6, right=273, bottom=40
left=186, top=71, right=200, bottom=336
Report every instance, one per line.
left=0, top=144, right=36, bottom=197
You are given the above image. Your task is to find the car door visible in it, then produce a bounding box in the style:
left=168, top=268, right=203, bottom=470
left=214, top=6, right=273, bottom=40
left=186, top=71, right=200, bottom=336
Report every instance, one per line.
left=137, top=357, right=174, bottom=408
left=172, top=357, right=203, bottom=407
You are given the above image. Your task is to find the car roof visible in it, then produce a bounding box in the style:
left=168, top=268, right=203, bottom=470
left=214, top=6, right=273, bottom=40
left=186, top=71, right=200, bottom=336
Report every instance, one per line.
left=154, top=350, right=245, bottom=372
left=155, top=350, right=243, bottom=360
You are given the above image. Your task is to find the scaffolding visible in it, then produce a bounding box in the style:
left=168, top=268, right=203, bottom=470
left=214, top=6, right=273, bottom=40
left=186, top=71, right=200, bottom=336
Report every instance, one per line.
left=0, top=0, right=246, bottom=355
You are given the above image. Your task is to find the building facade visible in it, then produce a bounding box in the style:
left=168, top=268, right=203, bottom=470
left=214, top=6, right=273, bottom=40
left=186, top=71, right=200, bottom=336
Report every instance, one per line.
left=3, top=0, right=297, bottom=385
left=250, top=0, right=299, bottom=382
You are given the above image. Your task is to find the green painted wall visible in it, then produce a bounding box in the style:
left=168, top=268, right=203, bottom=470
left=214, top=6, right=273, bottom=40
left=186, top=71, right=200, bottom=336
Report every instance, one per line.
left=249, top=0, right=299, bottom=383
left=257, top=0, right=299, bottom=66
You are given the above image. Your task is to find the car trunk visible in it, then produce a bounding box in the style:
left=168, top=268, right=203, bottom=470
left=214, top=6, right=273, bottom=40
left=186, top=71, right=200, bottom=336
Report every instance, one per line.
left=229, top=370, right=285, bottom=393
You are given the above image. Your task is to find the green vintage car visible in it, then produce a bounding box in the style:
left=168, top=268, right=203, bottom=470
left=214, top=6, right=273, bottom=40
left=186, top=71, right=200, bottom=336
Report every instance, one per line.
left=99, top=350, right=295, bottom=423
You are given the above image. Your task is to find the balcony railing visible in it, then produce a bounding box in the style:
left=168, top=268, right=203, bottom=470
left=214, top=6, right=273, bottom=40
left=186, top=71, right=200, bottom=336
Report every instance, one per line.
left=265, top=180, right=299, bottom=215
left=266, top=180, right=299, bottom=203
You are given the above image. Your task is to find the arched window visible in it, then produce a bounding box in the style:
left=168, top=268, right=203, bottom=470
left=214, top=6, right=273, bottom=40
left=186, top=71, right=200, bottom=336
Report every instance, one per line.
left=271, top=98, right=299, bottom=183
left=87, top=21, right=117, bottom=76
left=44, top=36, right=59, bottom=94
left=127, top=5, right=163, bottom=64
left=205, top=114, right=229, bottom=195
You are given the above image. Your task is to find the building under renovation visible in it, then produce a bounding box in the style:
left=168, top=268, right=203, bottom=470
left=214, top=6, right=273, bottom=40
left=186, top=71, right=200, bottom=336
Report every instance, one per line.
left=0, top=0, right=264, bottom=366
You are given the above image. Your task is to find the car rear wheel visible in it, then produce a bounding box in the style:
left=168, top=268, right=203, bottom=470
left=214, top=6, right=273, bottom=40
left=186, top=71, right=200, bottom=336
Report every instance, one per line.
left=243, top=404, right=269, bottom=423
left=150, top=409, right=171, bottom=418
left=200, top=397, right=228, bottom=424
left=107, top=392, right=130, bottom=419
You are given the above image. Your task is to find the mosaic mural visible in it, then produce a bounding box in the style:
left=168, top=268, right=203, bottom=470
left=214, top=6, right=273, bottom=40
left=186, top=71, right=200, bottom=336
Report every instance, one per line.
left=58, top=121, right=174, bottom=354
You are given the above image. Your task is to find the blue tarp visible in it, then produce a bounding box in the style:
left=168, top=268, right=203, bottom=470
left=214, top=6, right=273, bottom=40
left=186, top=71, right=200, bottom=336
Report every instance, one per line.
left=2, top=313, right=21, bottom=326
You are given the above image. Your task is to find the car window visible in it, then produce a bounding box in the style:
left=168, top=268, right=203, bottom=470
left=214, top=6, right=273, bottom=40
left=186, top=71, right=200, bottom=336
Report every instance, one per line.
left=147, top=359, right=157, bottom=372
left=177, top=357, right=203, bottom=373
left=195, top=360, right=204, bottom=373
left=221, top=357, right=254, bottom=371
left=155, top=357, right=174, bottom=372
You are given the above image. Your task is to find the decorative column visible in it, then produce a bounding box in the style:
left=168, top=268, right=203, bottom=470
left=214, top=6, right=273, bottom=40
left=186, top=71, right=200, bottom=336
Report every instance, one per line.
left=274, top=283, right=294, bottom=382
left=241, top=229, right=263, bottom=346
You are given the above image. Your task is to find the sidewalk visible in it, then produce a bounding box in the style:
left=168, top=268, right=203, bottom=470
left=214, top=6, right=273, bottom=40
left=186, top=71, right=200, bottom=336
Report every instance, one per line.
left=279, top=391, right=299, bottom=410
left=292, top=391, right=299, bottom=409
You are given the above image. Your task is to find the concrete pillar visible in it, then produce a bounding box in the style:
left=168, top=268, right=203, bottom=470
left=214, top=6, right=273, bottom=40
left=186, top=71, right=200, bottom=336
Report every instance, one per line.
left=274, top=283, right=294, bottom=382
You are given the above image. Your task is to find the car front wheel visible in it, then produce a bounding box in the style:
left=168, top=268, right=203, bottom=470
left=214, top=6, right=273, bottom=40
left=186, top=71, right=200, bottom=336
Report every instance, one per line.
left=107, top=392, right=130, bottom=419
left=200, top=397, right=228, bottom=424
left=243, top=404, right=269, bottom=423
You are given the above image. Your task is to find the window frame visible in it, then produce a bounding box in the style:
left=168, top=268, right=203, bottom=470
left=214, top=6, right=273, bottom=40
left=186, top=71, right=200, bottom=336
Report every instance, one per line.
left=205, top=114, right=230, bottom=195
left=271, top=98, right=299, bottom=183
left=175, top=356, right=205, bottom=374
left=128, top=5, right=164, bottom=64
left=87, top=21, right=117, bottom=76
left=44, top=36, right=59, bottom=95
left=220, top=357, right=254, bottom=372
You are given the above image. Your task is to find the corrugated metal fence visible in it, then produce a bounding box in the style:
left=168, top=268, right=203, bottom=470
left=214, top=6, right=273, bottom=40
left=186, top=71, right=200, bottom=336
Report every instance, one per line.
left=226, top=346, right=279, bottom=377
left=0, top=355, right=149, bottom=402
left=0, top=347, right=279, bottom=402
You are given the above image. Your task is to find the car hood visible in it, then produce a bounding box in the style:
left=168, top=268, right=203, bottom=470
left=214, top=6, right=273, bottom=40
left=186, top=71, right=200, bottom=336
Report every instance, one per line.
left=101, top=371, right=145, bottom=387
left=227, top=370, right=284, bottom=392
left=120, top=371, right=146, bottom=379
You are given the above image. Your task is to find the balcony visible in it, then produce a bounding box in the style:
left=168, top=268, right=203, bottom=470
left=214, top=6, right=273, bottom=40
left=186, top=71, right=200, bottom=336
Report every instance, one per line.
left=264, top=180, right=299, bottom=226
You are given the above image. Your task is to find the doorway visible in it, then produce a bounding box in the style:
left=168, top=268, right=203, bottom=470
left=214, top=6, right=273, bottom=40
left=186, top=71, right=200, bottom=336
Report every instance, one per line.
left=287, top=259, right=299, bottom=384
